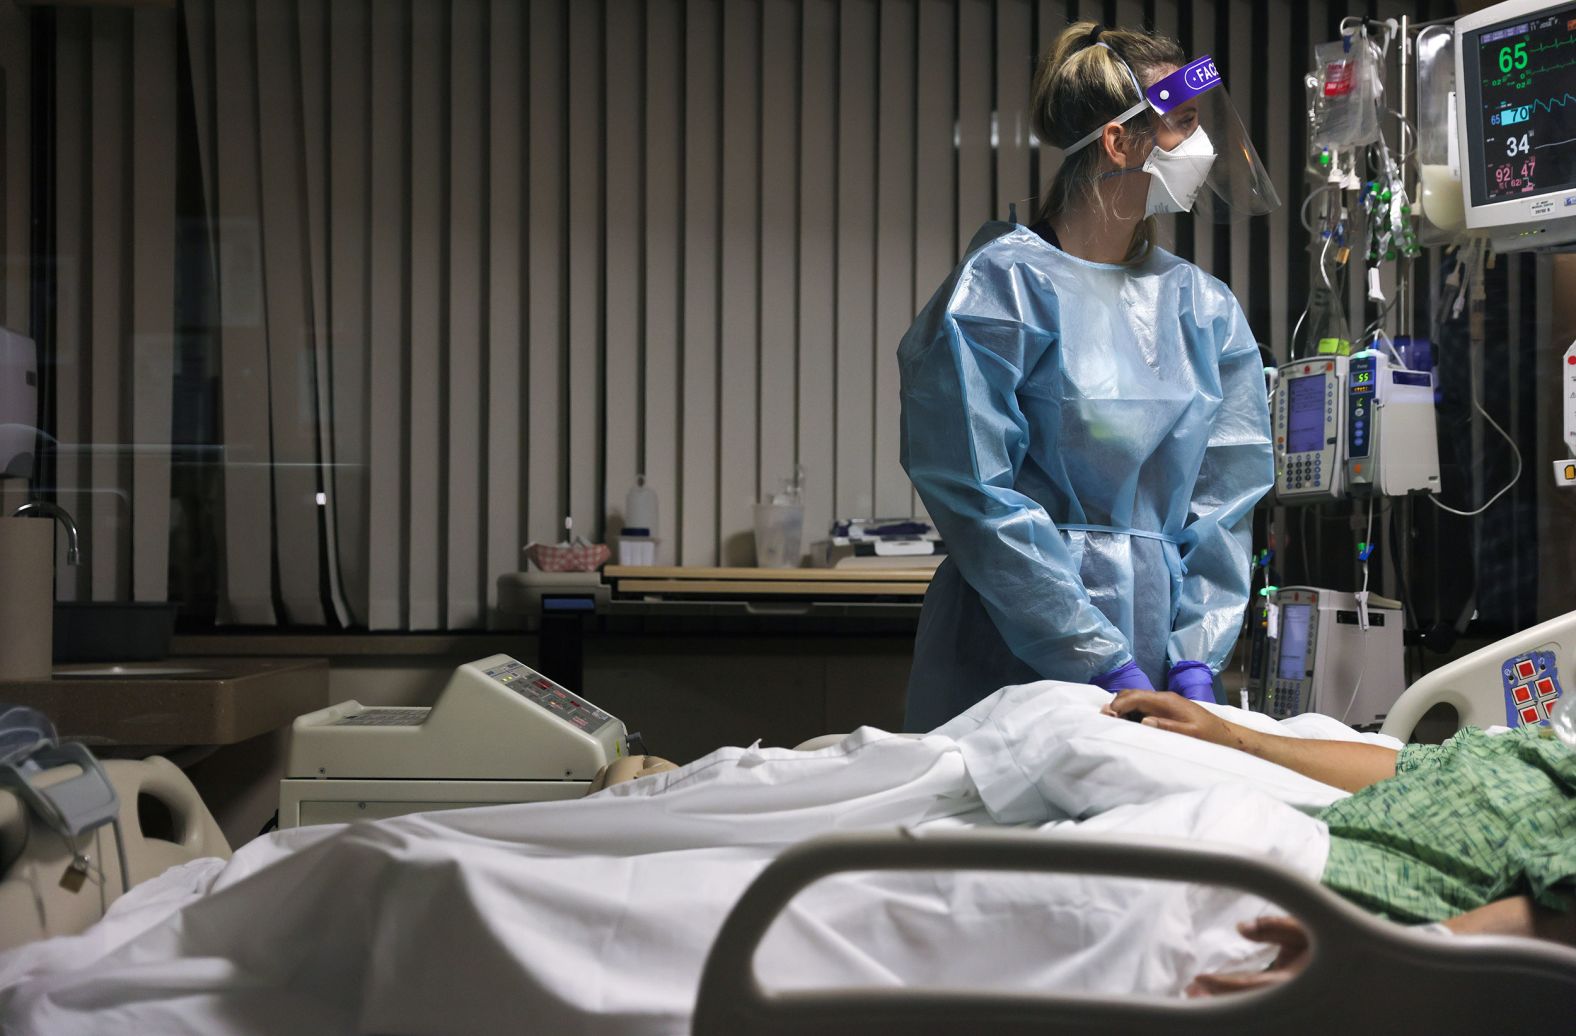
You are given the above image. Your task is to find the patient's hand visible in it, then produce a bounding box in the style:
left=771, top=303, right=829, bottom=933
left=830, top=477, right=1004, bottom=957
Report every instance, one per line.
left=1185, top=916, right=1311, bottom=998
left=1100, top=690, right=1234, bottom=748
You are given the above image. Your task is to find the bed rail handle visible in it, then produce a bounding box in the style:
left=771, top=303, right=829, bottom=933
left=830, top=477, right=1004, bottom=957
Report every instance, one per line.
left=692, top=828, right=1576, bottom=1036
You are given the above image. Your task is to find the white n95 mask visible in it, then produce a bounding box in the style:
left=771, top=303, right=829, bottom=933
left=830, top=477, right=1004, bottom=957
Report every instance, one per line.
left=1142, top=126, right=1216, bottom=216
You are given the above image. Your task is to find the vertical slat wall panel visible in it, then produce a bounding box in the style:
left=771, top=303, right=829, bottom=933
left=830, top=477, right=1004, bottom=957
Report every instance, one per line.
left=566, top=0, right=603, bottom=548
left=1265, top=0, right=1291, bottom=360
left=835, top=0, right=877, bottom=523
left=643, top=0, right=682, bottom=564
left=183, top=0, right=217, bottom=273
left=365, top=0, right=408, bottom=628
left=0, top=0, right=27, bottom=331
left=1227, top=0, right=1253, bottom=317
left=718, top=1, right=761, bottom=564
left=129, top=6, right=176, bottom=603
left=1033, top=0, right=1062, bottom=211
left=1115, top=1, right=1144, bottom=36
left=956, top=0, right=992, bottom=241
left=328, top=0, right=371, bottom=625
left=297, top=0, right=348, bottom=626
left=759, top=0, right=800, bottom=519
left=405, top=0, right=444, bottom=628
left=445, top=0, right=485, bottom=627
left=1150, top=0, right=1180, bottom=251
left=914, top=0, right=955, bottom=293
left=872, top=0, right=915, bottom=518
left=52, top=12, right=88, bottom=600
left=485, top=0, right=524, bottom=613
left=797, top=0, right=837, bottom=558
left=997, top=0, right=1032, bottom=221
left=912, top=0, right=954, bottom=515
left=603, top=0, right=642, bottom=538
left=88, top=9, right=128, bottom=600
left=89, top=0, right=1458, bottom=624
left=526, top=1, right=566, bottom=562
left=679, top=0, right=721, bottom=563
left=1190, top=0, right=1217, bottom=278
left=255, top=0, right=326, bottom=625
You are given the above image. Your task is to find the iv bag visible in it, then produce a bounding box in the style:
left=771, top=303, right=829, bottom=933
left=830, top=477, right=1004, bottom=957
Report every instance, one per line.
left=1415, top=25, right=1464, bottom=240
left=1309, top=36, right=1381, bottom=149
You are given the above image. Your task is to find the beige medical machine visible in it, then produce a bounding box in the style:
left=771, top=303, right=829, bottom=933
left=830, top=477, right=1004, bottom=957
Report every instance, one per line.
left=279, top=655, right=629, bottom=828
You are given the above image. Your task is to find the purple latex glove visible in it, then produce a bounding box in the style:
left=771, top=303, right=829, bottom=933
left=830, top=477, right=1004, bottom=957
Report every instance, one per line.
left=1167, top=660, right=1217, bottom=703
left=1091, top=659, right=1155, bottom=693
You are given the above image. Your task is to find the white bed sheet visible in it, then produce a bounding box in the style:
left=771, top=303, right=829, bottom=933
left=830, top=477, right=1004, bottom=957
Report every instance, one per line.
left=0, top=683, right=1355, bottom=1035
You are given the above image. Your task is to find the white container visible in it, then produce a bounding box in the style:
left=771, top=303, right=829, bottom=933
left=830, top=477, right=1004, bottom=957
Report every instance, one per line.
left=624, top=476, right=659, bottom=537
left=753, top=502, right=803, bottom=568
left=617, top=536, right=657, bottom=566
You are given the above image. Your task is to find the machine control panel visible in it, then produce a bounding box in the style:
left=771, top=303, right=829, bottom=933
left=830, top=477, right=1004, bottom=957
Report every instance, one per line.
left=1268, top=592, right=1318, bottom=719
left=484, top=658, right=616, bottom=734
left=1500, top=651, right=1564, bottom=728
left=1347, top=354, right=1377, bottom=467
left=332, top=709, right=427, bottom=727
left=1275, top=358, right=1347, bottom=502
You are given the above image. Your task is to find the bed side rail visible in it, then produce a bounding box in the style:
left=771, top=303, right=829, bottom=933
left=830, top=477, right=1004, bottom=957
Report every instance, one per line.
left=692, top=827, right=1576, bottom=1036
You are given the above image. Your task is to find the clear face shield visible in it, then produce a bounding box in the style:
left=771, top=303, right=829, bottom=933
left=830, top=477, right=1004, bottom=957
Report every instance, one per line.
left=1067, top=54, right=1280, bottom=223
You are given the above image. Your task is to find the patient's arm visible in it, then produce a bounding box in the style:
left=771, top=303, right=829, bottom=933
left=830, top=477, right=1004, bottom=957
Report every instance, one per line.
left=1445, top=894, right=1576, bottom=946
left=1101, top=690, right=1398, bottom=794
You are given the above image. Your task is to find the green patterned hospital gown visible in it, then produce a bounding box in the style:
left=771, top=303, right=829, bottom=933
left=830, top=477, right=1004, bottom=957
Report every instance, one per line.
left=1318, top=725, right=1576, bottom=924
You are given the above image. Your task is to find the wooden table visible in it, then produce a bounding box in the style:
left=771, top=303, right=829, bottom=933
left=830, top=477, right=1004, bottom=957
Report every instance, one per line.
left=603, top=565, right=935, bottom=598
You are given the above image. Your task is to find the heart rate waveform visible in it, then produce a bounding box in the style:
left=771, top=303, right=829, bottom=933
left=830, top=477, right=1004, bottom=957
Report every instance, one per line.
left=1492, top=90, right=1576, bottom=127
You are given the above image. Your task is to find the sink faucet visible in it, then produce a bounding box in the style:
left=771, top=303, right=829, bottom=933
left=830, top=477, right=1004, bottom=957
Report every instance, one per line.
left=12, top=501, right=81, bottom=566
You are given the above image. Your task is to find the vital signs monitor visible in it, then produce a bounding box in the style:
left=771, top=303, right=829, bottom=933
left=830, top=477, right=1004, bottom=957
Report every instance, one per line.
left=1456, top=0, right=1576, bottom=250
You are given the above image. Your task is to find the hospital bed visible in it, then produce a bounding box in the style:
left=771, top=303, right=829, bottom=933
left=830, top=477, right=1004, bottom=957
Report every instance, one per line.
left=3, top=612, right=1575, bottom=1028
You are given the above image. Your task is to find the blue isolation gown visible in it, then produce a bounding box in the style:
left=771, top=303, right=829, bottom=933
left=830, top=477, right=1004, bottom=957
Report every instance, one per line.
left=900, top=222, right=1274, bottom=731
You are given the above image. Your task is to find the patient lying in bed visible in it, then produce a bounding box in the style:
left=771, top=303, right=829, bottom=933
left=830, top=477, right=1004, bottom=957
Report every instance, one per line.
left=0, top=682, right=1569, bottom=1033
left=1099, top=690, right=1576, bottom=994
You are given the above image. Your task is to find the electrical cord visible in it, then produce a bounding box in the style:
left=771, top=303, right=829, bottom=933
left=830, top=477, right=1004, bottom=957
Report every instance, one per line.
left=1428, top=395, right=1523, bottom=517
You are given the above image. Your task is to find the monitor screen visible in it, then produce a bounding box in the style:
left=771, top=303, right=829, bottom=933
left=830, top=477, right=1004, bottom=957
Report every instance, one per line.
left=1277, top=604, right=1312, bottom=681
left=1463, top=2, right=1576, bottom=206
left=1286, top=374, right=1325, bottom=455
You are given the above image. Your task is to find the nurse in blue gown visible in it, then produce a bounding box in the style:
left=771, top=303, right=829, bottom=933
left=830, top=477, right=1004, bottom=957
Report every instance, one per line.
left=901, top=21, right=1280, bottom=731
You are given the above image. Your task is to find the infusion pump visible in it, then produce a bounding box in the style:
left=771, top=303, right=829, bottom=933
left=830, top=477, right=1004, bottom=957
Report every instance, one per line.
left=279, top=655, right=627, bottom=828
left=1265, top=586, right=1406, bottom=727
left=1273, top=352, right=1439, bottom=503
left=1274, top=356, right=1348, bottom=502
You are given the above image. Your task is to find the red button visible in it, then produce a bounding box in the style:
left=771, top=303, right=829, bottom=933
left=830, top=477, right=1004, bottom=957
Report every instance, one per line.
left=1517, top=660, right=1536, bottom=679
left=1568, top=355, right=1575, bottom=365
left=1514, top=685, right=1532, bottom=703
left=1521, top=707, right=1541, bottom=725
left=1537, top=678, right=1556, bottom=698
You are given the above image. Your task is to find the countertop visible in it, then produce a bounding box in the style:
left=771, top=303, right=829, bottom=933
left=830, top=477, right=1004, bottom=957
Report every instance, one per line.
left=0, top=657, right=330, bottom=746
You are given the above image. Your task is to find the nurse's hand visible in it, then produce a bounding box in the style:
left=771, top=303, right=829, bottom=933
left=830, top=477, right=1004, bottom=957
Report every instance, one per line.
left=1100, top=690, right=1233, bottom=748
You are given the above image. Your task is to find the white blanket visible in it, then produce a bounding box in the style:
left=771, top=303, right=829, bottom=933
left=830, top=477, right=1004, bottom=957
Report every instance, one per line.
left=0, top=683, right=1380, bottom=1035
